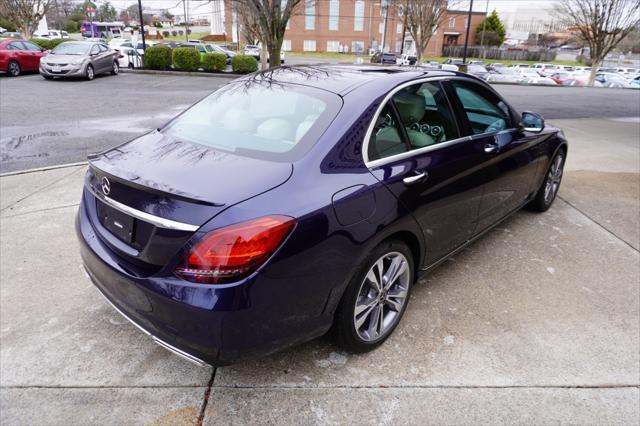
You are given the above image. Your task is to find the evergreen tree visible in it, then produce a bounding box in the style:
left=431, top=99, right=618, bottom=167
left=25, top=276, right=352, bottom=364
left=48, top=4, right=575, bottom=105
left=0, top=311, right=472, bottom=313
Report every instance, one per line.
left=476, top=10, right=506, bottom=46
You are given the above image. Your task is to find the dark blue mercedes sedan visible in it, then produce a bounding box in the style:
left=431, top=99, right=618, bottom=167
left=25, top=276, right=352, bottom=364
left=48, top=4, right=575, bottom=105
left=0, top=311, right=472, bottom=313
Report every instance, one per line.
left=77, top=66, right=568, bottom=366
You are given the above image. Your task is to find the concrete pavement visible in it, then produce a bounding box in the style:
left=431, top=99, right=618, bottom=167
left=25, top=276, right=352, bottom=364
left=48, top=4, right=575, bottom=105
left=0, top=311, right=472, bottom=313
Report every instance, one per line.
left=1, top=118, right=639, bottom=424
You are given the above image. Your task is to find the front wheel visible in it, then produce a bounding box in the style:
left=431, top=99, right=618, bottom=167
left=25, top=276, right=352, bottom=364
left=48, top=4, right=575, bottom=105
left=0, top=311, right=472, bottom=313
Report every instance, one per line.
left=85, top=64, right=94, bottom=80
left=111, top=61, right=119, bottom=75
left=527, top=150, right=565, bottom=212
left=8, top=61, right=20, bottom=77
left=334, top=240, right=414, bottom=353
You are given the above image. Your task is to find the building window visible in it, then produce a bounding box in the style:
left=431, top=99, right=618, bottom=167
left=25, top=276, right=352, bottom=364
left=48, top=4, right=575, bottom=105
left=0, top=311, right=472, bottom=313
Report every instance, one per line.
left=448, top=17, right=455, bottom=28
left=327, top=40, right=340, bottom=52
left=303, top=40, right=316, bottom=51
left=352, top=40, right=364, bottom=53
left=464, top=17, right=468, bottom=27
left=329, top=0, right=339, bottom=31
left=395, top=41, right=401, bottom=52
left=282, top=39, right=291, bottom=51
left=396, top=23, right=402, bottom=34
left=305, top=0, right=315, bottom=30
left=379, top=22, right=385, bottom=34
left=354, top=0, right=364, bottom=31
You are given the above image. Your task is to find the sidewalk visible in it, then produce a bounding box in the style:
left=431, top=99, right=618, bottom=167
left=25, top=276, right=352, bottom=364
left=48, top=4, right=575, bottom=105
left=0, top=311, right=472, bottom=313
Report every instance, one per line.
left=1, top=118, right=638, bottom=425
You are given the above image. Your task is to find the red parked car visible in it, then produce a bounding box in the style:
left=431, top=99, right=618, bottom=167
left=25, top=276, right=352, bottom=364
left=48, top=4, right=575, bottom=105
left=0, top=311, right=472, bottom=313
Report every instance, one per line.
left=0, top=38, right=47, bottom=77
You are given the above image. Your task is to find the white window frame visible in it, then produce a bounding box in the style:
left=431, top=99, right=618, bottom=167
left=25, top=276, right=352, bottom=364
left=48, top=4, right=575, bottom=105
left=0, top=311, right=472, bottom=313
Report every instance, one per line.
left=396, top=23, right=403, bottom=34
left=305, top=0, right=315, bottom=30
left=448, top=17, right=455, bottom=28
left=351, top=40, right=364, bottom=53
left=354, top=0, right=364, bottom=31
left=326, top=40, right=340, bottom=52
left=282, top=39, right=292, bottom=51
left=303, top=39, right=316, bottom=51
left=329, top=0, right=340, bottom=31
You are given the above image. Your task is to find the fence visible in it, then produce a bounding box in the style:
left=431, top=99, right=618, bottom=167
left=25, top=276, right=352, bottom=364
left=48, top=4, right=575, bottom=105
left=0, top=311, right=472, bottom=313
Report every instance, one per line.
left=442, top=46, right=557, bottom=62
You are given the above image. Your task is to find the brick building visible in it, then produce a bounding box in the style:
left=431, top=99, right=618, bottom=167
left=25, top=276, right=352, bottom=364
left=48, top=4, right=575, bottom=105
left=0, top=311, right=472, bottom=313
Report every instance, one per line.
left=220, top=1, right=485, bottom=57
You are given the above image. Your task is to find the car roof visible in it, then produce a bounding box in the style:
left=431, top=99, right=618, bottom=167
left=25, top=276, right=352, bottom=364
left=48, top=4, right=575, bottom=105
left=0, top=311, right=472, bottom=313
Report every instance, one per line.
left=233, top=65, right=475, bottom=96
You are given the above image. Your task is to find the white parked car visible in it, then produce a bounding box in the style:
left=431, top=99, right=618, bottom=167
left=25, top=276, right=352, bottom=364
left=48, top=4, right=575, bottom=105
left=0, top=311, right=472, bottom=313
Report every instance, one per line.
left=108, top=38, right=131, bottom=48
left=114, top=46, right=142, bottom=69
left=33, top=30, right=69, bottom=39
left=242, top=44, right=285, bottom=64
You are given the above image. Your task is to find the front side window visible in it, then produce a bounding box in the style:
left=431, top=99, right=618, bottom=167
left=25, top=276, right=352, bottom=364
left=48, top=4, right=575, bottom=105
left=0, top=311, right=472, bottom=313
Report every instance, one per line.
left=8, top=42, right=25, bottom=51
left=90, top=45, right=100, bottom=55
left=163, top=83, right=340, bottom=162
left=23, top=41, right=42, bottom=51
left=451, top=80, right=512, bottom=135
left=368, top=81, right=459, bottom=162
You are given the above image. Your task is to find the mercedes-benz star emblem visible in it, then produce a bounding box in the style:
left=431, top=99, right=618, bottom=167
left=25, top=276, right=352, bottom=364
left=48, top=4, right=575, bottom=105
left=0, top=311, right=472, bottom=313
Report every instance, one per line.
left=101, top=176, right=111, bottom=195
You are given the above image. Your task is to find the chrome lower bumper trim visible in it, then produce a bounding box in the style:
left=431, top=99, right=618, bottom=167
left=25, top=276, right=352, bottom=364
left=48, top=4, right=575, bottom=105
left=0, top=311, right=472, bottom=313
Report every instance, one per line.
left=92, top=281, right=209, bottom=368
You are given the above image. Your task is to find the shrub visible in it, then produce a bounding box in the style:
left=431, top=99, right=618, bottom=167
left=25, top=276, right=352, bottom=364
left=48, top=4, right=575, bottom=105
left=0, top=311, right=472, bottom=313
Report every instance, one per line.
left=178, top=30, right=184, bottom=36
left=144, top=45, right=173, bottom=70
left=231, top=55, right=258, bottom=74
left=203, top=53, right=227, bottom=72
left=162, top=30, right=170, bottom=37
left=171, top=30, right=177, bottom=36
left=154, top=21, right=163, bottom=28
left=64, top=21, right=79, bottom=33
left=30, top=38, right=67, bottom=50
left=0, top=18, right=17, bottom=32
left=172, top=47, right=200, bottom=71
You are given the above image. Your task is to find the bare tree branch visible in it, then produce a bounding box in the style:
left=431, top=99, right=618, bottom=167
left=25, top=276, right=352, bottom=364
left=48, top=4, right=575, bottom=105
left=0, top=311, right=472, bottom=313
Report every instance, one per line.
left=554, top=0, right=640, bottom=85
left=405, top=0, right=450, bottom=63
left=0, top=0, right=55, bottom=38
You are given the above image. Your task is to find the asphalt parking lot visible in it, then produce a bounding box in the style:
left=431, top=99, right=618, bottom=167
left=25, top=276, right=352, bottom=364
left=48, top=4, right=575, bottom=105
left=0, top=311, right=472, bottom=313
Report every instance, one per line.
left=0, top=72, right=639, bottom=424
left=1, top=72, right=639, bottom=172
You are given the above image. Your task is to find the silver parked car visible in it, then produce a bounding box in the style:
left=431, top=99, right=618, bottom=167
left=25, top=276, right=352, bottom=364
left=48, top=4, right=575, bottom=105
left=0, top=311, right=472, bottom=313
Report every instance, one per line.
left=39, top=41, right=119, bottom=80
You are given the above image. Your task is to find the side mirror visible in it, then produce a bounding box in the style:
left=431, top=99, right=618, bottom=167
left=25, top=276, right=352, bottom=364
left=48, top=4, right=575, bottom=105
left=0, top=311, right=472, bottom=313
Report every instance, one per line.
left=520, top=111, right=545, bottom=133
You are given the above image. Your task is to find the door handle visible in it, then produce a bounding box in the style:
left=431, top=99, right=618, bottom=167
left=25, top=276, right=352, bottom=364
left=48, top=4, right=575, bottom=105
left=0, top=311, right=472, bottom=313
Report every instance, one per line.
left=403, top=171, right=427, bottom=185
left=484, top=143, right=499, bottom=154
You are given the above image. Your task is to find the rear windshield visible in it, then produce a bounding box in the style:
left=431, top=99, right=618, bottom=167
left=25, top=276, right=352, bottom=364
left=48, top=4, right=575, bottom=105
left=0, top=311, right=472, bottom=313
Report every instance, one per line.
left=162, top=82, right=341, bottom=162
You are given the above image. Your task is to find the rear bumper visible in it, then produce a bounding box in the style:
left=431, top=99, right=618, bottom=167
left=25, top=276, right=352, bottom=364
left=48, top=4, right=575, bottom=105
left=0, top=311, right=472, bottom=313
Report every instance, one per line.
left=76, top=192, right=333, bottom=366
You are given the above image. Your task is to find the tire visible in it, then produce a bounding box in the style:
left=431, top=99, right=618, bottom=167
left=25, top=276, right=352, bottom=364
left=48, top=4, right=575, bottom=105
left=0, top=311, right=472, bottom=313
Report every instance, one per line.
left=8, top=60, right=20, bottom=77
left=527, top=150, right=565, bottom=212
left=334, top=240, right=414, bottom=353
left=111, top=61, right=119, bottom=75
left=85, top=64, right=94, bottom=80
left=128, top=62, right=134, bottom=69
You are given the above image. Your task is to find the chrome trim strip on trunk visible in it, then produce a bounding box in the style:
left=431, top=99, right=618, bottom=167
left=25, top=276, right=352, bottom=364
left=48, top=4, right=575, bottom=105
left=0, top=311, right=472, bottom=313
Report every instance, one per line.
left=87, top=185, right=200, bottom=232
left=91, top=279, right=209, bottom=367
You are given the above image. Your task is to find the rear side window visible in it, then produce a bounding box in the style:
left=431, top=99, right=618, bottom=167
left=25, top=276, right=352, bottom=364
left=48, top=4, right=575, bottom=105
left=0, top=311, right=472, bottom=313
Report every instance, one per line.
left=451, top=80, right=512, bottom=135
left=163, top=82, right=341, bottom=162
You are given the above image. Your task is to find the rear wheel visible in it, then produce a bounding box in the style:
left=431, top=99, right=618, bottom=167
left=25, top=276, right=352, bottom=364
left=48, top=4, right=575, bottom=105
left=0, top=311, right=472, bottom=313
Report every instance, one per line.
left=85, top=64, right=94, bottom=80
left=8, top=60, right=20, bottom=77
left=111, top=61, right=119, bottom=75
left=334, top=240, right=414, bottom=353
left=527, top=150, right=565, bottom=212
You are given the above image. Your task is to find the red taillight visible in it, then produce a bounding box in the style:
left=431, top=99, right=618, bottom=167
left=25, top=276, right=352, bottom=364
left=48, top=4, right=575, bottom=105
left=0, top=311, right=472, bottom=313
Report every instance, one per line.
left=175, top=215, right=296, bottom=284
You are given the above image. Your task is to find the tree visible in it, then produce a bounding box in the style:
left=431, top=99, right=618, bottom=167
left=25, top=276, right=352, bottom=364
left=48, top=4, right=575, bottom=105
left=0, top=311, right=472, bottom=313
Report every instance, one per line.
left=476, top=10, right=506, bottom=46
left=555, top=0, right=640, bottom=86
left=405, top=0, right=449, bottom=63
left=237, top=0, right=305, bottom=68
left=162, top=10, right=174, bottom=21
left=126, top=4, right=140, bottom=24
left=237, top=1, right=261, bottom=46
left=96, top=2, right=116, bottom=22
left=0, top=0, right=55, bottom=37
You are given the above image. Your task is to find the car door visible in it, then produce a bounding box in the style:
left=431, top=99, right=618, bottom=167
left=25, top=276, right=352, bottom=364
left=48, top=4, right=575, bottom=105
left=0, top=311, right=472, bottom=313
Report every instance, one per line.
left=21, top=41, right=45, bottom=70
left=8, top=42, right=31, bottom=69
left=365, top=79, right=495, bottom=265
left=97, top=44, right=112, bottom=72
left=447, top=78, right=541, bottom=235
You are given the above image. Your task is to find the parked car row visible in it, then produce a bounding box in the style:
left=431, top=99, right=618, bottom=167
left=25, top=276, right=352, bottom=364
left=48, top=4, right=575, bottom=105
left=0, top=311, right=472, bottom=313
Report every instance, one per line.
left=0, top=38, right=119, bottom=80
left=243, top=44, right=286, bottom=64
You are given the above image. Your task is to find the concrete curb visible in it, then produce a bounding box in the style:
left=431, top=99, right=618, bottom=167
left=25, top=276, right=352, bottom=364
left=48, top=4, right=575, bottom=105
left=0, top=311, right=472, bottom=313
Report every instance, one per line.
left=0, top=161, right=87, bottom=177
left=120, top=69, right=242, bottom=79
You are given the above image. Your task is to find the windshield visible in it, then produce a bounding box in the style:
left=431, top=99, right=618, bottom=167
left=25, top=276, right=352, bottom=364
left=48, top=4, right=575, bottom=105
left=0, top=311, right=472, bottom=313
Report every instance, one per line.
left=163, top=82, right=341, bottom=162
left=51, top=42, right=91, bottom=55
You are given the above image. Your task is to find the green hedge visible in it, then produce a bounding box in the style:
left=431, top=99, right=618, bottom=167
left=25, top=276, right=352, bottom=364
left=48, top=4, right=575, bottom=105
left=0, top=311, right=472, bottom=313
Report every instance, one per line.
left=172, top=47, right=200, bottom=71
left=203, top=53, right=227, bottom=72
left=144, top=45, right=172, bottom=70
left=231, top=55, right=258, bottom=74
left=30, top=38, right=67, bottom=50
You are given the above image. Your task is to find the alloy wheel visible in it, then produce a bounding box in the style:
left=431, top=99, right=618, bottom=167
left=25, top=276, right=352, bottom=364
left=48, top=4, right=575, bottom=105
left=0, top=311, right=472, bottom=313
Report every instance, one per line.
left=8, top=61, right=20, bottom=77
left=112, top=62, right=119, bottom=75
left=354, top=252, right=410, bottom=342
left=86, top=65, right=94, bottom=80
left=544, top=154, right=564, bottom=205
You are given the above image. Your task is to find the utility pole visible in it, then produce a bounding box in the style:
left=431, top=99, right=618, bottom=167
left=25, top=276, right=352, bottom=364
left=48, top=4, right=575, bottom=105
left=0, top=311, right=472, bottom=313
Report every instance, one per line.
left=399, top=0, right=408, bottom=55
left=137, top=0, right=146, bottom=50
left=183, top=0, right=189, bottom=42
left=479, top=0, right=488, bottom=48
left=381, top=0, right=389, bottom=61
left=462, top=0, right=473, bottom=64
